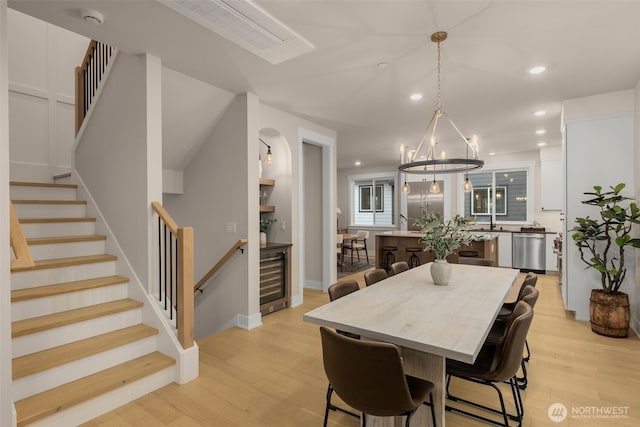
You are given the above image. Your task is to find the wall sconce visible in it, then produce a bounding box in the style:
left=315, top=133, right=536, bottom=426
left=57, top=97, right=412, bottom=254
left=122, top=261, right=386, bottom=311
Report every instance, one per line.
left=260, top=138, right=273, bottom=164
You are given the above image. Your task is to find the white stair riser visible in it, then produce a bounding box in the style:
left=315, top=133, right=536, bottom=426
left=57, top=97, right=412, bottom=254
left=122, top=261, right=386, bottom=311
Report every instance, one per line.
left=11, top=261, right=116, bottom=290
left=13, top=336, right=158, bottom=400
left=29, top=240, right=106, bottom=260
left=21, top=222, right=96, bottom=238
left=10, top=186, right=77, bottom=201
left=11, top=283, right=128, bottom=322
left=26, top=366, right=175, bottom=427
left=12, top=308, right=142, bottom=358
left=13, top=204, right=86, bottom=219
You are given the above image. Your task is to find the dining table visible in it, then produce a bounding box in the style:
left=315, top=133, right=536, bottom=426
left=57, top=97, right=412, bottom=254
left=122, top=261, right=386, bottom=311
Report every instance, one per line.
left=304, top=262, right=519, bottom=426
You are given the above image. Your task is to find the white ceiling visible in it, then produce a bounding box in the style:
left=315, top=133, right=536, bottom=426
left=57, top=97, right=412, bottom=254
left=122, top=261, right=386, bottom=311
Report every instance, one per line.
left=10, top=0, right=640, bottom=169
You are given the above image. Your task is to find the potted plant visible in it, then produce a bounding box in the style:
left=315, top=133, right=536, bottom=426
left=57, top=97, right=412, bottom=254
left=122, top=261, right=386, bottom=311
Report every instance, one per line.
left=415, top=212, right=480, bottom=285
left=571, top=183, right=640, bottom=338
left=260, top=217, right=277, bottom=245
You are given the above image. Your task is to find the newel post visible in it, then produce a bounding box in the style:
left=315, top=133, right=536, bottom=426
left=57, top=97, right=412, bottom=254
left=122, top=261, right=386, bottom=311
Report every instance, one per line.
left=177, top=226, right=194, bottom=349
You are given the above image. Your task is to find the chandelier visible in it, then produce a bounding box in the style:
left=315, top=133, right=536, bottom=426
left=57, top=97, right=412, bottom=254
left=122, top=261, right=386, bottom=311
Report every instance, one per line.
left=398, top=31, right=483, bottom=192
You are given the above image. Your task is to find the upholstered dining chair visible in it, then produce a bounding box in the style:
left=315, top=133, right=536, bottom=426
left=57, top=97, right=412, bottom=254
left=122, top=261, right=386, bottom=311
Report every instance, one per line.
left=320, top=326, right=437, bottom=427
left=390, top=261, right=410, bottom=275
left=336, top=234, right=344, bottom=272
left=343, top=230, right=370, bottom=264
left=446, top=301, right=533, bottom=427
left=323, top=280, right=362, bottom=422
left=364, top=268, right=388, bottom=286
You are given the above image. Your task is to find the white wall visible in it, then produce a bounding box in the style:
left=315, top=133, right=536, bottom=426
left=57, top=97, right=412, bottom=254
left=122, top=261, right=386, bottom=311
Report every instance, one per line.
left=562, top=90, right=635, bottom=322
left=1, top=2, right=16, bottom=425
left=7, top=9, right=88, bottom=181
left=634, top=82, right=640, bottom=335
left=303, top=143, right=323, bottom=285
left=75, top=52, right=162, bottom=288
left=164, top=94, right=259, bottom=339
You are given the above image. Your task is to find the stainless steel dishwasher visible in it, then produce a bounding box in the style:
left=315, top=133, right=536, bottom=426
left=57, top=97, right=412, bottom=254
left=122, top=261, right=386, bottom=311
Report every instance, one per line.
left=512, top=227, right=546, bottom=273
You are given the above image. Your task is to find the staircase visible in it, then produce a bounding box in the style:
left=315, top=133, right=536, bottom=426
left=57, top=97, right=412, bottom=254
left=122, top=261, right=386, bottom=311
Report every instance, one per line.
left=10, top=181, right=176, bottom=426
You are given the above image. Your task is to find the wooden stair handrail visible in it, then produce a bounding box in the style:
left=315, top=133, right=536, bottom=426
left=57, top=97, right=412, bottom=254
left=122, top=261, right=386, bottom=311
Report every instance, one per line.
left=194, top=239, right=248, bottom=293
left=75, top=40, right=114, bottom=135
left=151, top=201, right=194, bottom=349
left=151, top=202, right=179, bottom=234
left=10, top=200, right=35, bottom=270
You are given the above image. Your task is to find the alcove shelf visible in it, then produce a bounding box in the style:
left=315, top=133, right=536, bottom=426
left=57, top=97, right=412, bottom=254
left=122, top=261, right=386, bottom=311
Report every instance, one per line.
left=259, top=178, right=276, bottom=213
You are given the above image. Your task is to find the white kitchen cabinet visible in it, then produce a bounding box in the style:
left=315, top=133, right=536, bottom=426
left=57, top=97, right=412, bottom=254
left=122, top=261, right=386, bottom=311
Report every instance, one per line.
left=541, top=159, right=563, bottom=211
left=545, top=233, right=558, bottom=272
left=563, top=112, right=633, bottom=320
left=497, top=232, right=512, bottom=268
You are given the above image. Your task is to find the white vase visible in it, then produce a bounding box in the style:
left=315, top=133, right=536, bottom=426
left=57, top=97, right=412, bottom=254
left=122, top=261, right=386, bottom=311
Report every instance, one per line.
left=430, top=259, right=451, bottom=285
left=260, top=232, right=267, bottom=246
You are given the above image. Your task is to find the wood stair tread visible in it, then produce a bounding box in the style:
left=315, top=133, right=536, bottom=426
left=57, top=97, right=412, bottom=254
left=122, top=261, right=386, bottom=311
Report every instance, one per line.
left=11, top=275, right=129, bottom=303
left=10, top=181, right=77, bottom=189
left=13, top=324, right=159, bottom=379
left=11, top=199, right=86, bottom=205
left=11, top=254, right=117, bottom=272
left=26, top=235, right=106, bottom=245
left=12, top=299, right=143, bottom=338
left=18, top=217, right=96, bottom=223
left=14, top=352, right=175, bottom=426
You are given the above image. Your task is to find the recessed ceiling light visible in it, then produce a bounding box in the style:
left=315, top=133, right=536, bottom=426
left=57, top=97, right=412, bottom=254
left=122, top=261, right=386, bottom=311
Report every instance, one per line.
left=410, top=93, right=423, bottom=101
left=537, top=142, right=547, bottom=147
left=534, top=110, right=546, bottom=117
left=535, top=129, right=546, bottom=135
left=354, top=161, right=361, bottom=166
left=528, top=65, right=546, bottom=75
left=489, top=152, right=496, bottom=156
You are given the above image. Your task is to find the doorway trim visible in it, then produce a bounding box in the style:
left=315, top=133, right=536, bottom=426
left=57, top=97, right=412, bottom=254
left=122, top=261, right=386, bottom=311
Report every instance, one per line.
left=297, top=127, right=336, bottom=304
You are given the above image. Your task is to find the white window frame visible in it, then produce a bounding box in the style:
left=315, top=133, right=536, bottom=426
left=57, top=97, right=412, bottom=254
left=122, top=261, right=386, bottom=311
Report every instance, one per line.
left=348, top=172, right=398, bottom=227
left=457, top=161, right=535, bottom=225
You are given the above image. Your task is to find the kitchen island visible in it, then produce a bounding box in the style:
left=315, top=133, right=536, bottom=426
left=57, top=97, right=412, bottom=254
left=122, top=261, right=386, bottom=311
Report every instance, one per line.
left=375, top=230, right=499, bottom=269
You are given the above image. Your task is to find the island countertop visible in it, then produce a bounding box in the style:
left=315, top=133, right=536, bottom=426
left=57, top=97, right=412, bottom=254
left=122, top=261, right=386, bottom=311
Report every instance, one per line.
left=375, top=231, right=499, bottom=269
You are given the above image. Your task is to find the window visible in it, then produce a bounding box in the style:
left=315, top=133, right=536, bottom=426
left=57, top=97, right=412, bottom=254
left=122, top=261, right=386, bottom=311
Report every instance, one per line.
left=350, top=174, right=396, bottom=226
left=359, top=185, right=383, bottom=212
left=463, top=168, right=530, bottom=223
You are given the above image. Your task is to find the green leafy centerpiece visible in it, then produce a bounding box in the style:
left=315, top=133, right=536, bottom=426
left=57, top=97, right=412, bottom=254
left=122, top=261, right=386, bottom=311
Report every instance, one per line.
left=415, top=212, right=480, bottom=285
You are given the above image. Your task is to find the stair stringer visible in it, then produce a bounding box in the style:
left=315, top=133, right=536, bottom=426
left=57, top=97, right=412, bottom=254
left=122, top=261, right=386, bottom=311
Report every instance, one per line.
left=71, top=171, right=199, bottom=385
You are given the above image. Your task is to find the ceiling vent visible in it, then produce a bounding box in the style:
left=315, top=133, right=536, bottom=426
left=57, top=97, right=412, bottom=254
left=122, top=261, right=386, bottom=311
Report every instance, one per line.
left=162, top=0, right=314, bottom=64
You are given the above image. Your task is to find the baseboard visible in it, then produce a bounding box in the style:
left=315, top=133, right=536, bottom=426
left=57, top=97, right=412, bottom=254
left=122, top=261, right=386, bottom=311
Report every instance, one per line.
left=304, top=280, right=322, bottom=290
left=291, top=294, right=303, bottom=307
left=237, top=313, right=262, bottom=330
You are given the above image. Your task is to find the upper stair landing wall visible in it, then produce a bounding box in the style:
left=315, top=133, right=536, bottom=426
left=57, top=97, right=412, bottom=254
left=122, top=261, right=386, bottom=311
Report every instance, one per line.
left=74, top=51, right=162, bottom=290
left=72, top=52, right=198, bottom=384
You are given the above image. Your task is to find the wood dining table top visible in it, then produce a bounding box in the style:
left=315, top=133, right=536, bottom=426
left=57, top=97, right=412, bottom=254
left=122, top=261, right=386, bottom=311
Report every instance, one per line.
left=304, top=262, right=518, bottom=364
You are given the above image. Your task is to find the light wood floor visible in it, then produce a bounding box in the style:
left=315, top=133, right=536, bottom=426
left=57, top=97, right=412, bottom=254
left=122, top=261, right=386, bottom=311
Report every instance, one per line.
left=83, top=272, right=640, bottom=426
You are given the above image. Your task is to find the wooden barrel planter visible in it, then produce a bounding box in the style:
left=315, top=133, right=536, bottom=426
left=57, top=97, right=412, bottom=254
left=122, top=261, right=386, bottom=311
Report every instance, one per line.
left=589, top=289, right=630, bottom=338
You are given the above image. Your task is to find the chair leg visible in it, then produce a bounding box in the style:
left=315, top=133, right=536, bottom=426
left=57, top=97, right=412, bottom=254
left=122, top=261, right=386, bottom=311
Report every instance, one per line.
left=405, top=409, right=416, bottom=427
left=523, top=339, right=531, bottom=362
left=517, top=358, right=528, bottom=390
left=423, top=392, right=437, bottom=427
left=445, top=374, right=521, bottom=427
left=323, top=384, right=332, bottom=427
left=324, top=383, right=360, bottom=425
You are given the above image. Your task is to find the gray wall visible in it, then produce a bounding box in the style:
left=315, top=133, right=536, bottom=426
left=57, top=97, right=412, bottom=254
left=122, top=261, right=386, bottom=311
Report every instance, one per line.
left=165, top=94, right=258, bottom=339
left=75, top=52, right=162, bottom=287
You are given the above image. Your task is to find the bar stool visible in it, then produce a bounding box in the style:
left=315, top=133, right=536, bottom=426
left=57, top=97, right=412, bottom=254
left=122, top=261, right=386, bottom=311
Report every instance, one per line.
left=381, top=245, right=397, bottom=273
left=405, top=247, right=423, bottom=268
